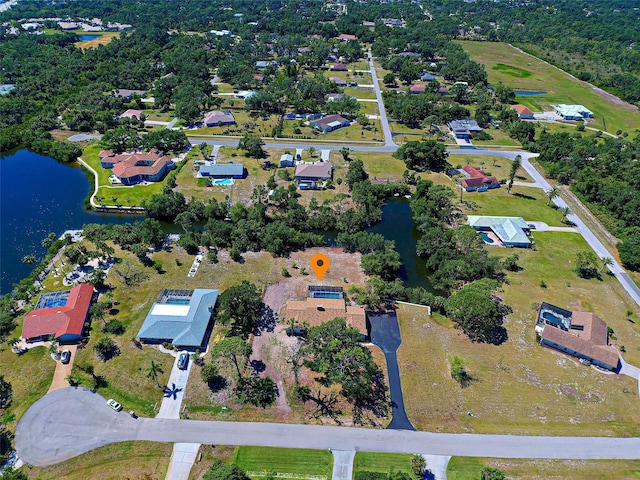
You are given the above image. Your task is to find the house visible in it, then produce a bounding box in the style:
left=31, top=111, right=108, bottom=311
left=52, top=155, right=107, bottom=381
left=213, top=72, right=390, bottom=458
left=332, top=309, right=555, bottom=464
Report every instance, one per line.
left=210, top=29, right=231, bottom=36
left=99, top=150, right=175, bottom=185
left=448, top=118, right=483, bottom=139
left=253, top=73, right=265, bottom=83
left=58, top=21, right=79, bottom=30
left=199, top=163, right=245, bottom=179
left=437, top=85, right=448, bottom=95
left=113, top=89, right=146, bottom=100
left=420, top=72, right=436, bottom=82
left=22, top=284, right=95, bottom=343
left=512, top=104, right=534, bottom=119
left=330, top=77, right=347, bottom=87
left=325, top=93, right=345, bottom=102
left=280, top=153, right=295, bottom=167
left=535, top=302, right=619, bottom=372
left=398, top=52, right=420, bottom=58
left=136, top=289, right=219, bottom=350
left=0, top=84, right=16, bottom=96
left=330, top=63, right=348, bottom=71
left=256, top=60, right=277, bottom=69
left=552, top=104, right=594, bottom=120
left=467, top=215, right=531, bottom=247
left=337, top=33, right=357, bottom=41
left=409, top=84, right=426, bottom=94
left=295, top=162, right=333, bottom=189
left=119, top=109, right=143, bottom=120
left=284, top=286, right=369, bottom=340
left=204, top=110, right=236, bottom=126
left=457, top=165, right=500, bottom=191
left=310, top=114, right=350, bottom=133
left=236, top=90, right=257, bottom=99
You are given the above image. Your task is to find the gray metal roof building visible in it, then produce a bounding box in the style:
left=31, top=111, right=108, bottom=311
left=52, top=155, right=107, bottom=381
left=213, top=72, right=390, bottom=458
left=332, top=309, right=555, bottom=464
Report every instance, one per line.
left=136, top=289, right=219, bottom=349
left=199, top=163, right=245, bottom=178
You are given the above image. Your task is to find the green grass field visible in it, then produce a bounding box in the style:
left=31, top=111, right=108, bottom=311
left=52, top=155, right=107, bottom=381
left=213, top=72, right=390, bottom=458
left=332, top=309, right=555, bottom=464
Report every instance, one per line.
left=232, top=446, right=333, bottom=480
left=459, top=41, right=640, bottom=135
left=353, top=452, right=414, bottom=476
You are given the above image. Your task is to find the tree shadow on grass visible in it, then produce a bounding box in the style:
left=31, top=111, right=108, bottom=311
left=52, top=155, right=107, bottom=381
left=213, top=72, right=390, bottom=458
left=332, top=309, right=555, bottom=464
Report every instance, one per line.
left=512, top=192, right=537, bottom=201
left=255, top=304, right=277, bottom=335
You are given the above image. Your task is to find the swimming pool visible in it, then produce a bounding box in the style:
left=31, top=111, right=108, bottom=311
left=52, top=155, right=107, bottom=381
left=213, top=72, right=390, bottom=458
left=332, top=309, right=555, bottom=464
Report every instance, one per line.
left=309, top=291, right=343, bottom=299
left=166, top=298, right=190, bottom=305
left=35, top=291, right=71, bottom=309
left=212, top=178, right=234, bottom=186
left=514, top=90, right=547, bottom=96
left=78, top=34, right=101, bottom=41
left=479, top=232, right=494, bottom=244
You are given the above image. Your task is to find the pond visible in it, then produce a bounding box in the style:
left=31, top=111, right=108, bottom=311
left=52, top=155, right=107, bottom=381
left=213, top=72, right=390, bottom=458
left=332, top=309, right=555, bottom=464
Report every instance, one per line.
left=78, top=34, right=101, bottom=41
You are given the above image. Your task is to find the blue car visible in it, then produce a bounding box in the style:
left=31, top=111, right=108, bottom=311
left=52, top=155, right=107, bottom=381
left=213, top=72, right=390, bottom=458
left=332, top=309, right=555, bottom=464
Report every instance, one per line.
left=177, top=352, right=189, bottom=370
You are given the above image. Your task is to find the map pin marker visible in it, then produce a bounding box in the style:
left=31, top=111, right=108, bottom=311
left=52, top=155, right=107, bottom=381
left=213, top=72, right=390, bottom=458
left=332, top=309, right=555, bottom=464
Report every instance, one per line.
left=310, top=254, right=330, bottom=282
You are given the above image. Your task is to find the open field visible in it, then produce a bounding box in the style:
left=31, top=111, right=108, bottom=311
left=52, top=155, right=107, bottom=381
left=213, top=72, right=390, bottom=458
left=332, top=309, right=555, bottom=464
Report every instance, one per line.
left=459, top=41, right=640, bottom=135
left=459, top=184, right=565, bottom=226
left=470, top=128, right=522, bottom=147
left=231, top=446, right=333, bottom=480
left=281, top=119, right=382, bottom=142
left=186, top=109, right=277, bottom=136
left=27, top=441, right=172, bottom=480
left=449, top=155, right=533, bottom=183
left=353, top=452, right=414, bottom=476
left=448, top=456, right=640, bottom=480
left=397, top=230, right=640, bottom=436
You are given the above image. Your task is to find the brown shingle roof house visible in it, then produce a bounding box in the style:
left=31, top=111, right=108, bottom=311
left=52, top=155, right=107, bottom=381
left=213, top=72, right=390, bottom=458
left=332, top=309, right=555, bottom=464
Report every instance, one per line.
left=284, top=297, right=368, bottom=339
left=22, top=284, right=95, bottom=343
left=512, top=104, right=534, bottom=119
left=536, top=302, right=620, bottom=371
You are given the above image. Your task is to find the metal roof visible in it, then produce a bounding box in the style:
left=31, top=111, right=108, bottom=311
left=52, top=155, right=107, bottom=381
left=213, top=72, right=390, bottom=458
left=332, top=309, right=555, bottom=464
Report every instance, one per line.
left=199, top=163, right=244, bottom=176
left=137, top=289, right=219, bottom=348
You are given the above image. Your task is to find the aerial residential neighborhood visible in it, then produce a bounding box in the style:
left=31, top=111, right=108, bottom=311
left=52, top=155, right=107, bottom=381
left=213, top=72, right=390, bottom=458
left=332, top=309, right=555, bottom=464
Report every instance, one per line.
left=2, top=1, right=640, bottom=480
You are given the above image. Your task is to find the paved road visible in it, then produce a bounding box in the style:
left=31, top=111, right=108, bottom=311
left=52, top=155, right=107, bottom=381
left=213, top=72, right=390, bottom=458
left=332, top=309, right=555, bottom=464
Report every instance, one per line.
left=367, top=50, right=396, bottom=148
left=16, top=388, right=640, bottom=467
left=331, top=450, right=355, bottom=480
left=369, top=312, right=415, bottom=431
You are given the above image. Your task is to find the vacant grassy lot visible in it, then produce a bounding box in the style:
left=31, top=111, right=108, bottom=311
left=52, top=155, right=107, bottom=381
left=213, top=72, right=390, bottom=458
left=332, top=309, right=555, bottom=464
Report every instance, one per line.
left=231, top=446, right=333, bottom=480
left=353, top=452, right=414, bottom=476
left=397, top=233, right=640, bottom=437
left=448, top=456, right=640, bottom=480
left=186, top=109, right=277, bottom=136
left=448, top=155, right=533, bottom=183
left=0, top=345, right=54, bottom=429
left=27, top=441, right=172, bottom=480
left=459, top=184, right=565, bottom=226
left=459, top=41, right=640, bottom=134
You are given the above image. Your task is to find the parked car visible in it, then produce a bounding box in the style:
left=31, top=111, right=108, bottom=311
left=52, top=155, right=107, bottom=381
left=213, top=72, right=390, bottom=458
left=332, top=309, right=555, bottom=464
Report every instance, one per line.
left=60, top=349, right=71, bottom=364
left=106, top=398, right=123, bottom=412
left=177, top=351, right=189, bottom=370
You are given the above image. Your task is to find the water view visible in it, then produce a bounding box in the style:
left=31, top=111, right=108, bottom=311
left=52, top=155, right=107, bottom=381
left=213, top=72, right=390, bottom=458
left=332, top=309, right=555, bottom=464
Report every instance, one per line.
left=0, top=150, right=139, bottom=294
left=78, top=34, right=101, bottom=41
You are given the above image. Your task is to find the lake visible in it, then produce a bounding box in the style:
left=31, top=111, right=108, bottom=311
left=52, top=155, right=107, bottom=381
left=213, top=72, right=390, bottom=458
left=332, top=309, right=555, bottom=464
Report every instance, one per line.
left=0, top=150, right=139, bottom=294
left=514, top=90, right=547, bottom=96
left=78, top=34, right=101, bottom=41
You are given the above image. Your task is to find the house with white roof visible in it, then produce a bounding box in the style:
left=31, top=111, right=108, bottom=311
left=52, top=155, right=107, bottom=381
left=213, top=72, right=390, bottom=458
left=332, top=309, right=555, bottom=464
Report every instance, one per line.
left=467, top=215, right=531, bottom=248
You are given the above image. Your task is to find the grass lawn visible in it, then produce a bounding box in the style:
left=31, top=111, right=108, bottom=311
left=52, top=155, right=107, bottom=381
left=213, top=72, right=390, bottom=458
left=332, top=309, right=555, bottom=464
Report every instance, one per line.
left=446, top=457, right=486, bottom=480
left=459, top=184, right=564, bottom=226
left=397, top=230, right=640, bottom=436
left=0, top=345, right=54, bottom=429
left=350, top=151, right=407, bottom=183
left=186, top=110, right=277, bottom=137
left=448, top=155, right=533, bottom=183
left=471, top=128, right=521, bottom=147
left=231, top=446, right=333, bottom=480
left=322, top=70, right=373, bottom=84
left=357, top=101, right=380, bottom=115
left=353, top=452, right=414, bottom=476
left=27, top=441, right=172, bottom=480
left=343, top=87, right=377, bottom=100
left=458, top=41, right=640, bottom=135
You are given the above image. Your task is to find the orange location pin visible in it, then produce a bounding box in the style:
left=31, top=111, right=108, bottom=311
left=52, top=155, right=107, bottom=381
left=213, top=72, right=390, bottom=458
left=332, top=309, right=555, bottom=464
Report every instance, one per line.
left=310, top=254, right=330, bottom=281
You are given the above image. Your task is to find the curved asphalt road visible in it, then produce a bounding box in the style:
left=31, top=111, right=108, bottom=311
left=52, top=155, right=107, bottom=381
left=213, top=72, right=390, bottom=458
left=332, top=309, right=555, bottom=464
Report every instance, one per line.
left=16, top=388, right=640, bottom=467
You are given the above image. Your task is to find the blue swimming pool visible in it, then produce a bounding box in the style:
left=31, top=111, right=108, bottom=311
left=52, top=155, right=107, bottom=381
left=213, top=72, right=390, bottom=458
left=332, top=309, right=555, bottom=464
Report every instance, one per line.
left=542, top=311, right=564, bottom=327
left=78, top=34, right=101, bottom=41
left=309, top=291, right=343, bottom=299
left=514, top=90, right=547, bottom=96
left=35, top=291, right=71, bottom=309
left=479, top=232, right=494, bottom=244
left=212, top=178, right=234, bottom=186
left=166, top=298, right=190, bottom=305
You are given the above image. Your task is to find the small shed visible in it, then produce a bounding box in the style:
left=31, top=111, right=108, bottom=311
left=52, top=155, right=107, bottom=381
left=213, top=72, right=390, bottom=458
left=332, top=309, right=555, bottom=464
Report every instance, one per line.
left=280, top=154, right=295, bottom=167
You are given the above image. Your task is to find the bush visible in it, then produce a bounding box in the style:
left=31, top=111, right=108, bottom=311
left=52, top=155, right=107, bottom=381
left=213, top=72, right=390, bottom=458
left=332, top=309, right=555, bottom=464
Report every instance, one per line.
left=354, top=473, right=389, bottom=480
left=102, top=320, right=125, bottom=335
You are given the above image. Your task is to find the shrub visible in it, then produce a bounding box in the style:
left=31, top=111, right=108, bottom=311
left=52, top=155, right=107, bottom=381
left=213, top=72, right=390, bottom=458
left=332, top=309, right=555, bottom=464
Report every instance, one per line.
left=102, top=320, right=125, bottom=335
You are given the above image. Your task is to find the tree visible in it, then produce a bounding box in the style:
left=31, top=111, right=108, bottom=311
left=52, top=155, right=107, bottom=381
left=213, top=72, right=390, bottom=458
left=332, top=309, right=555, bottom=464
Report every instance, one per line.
left=100, top=125, right=141, bottom=153
left=213, top=337, right=252, bottom=379
left=203, top=460, right=251, bottom=480
left=22, top=255, right=36, bottom=265
left=449, top=355, right=472, bottom=387
left=444, top=279, right=509, bottom=343
left=601, top=256, right=614, bottom=273
left=545, top=186, right=560, bottom=206
left=494, top=82, right=515, bottom=104
left=235, top=376, right=277, bottom=407
left=575, top=251, right=600, bottom=279
left=93, top=336, right=118, bottom=361
left=147, top=360, right=164, bottom=388
left=340, top=147, right=351, bottom=161
left=345, top=158, right=369, bottom=188
left=410, top=454, right=427, bottom=477
left=393, top=140, right=448, bottom=172
left=201, top=363, right=219, bottom=386
left=217, top=281, right=263, bottom=338
left=507, top=155, right=521, bottom=193
left=559, top=206, right=572, bottom=223
left=480, top=466, right=506, bottom=480
left=238, top=133, right=266, bottom=158
left=142, top=129, right=189, bottom=153
left=383, top=72, right=396, bottom=86
left=0, top=375, right=12, bottom=409
left=618, top=235, right=640, bottom=271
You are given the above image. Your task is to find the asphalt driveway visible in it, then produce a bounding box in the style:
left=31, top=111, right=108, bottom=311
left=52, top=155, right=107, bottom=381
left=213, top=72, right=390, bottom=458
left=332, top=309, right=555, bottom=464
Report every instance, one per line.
left=369, top=311, right=415, bottom=431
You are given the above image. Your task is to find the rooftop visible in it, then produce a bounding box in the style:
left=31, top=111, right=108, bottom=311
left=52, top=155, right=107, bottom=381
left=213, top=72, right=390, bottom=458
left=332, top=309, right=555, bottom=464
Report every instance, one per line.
left=204, top=110, right=235, bottom=125
left=137, top=289, right=219, bottom=349
left=199, top=163, right=244, bottom=176
left=468, top=215, right=530, bottom=246
left=295, top=162, right=333, bottom=179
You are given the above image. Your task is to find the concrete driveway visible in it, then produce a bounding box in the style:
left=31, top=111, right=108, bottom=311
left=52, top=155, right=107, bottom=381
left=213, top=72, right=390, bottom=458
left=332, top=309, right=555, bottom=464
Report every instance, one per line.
left=16, top=388, right=640, bottom=467
left=157, top=353, right=193, bottom=419
left=47, top=345, right=77, bottom=393
left=369, top=312, right=415, bottom=431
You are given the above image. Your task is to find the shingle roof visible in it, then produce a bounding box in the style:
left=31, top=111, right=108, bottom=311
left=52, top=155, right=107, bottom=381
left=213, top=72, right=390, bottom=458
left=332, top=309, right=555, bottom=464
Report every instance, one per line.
left=111, top=151, right=173, bottom=180
left=312, top=114, right=349, bottom=130
left=295, top=162, right=333, bottom=179
left=204, top=110, right=235, bottom=125
left=137, top=289, right=219, bottom=348
left=22, top=284, right=94, bottom=340
left=119, top=109, right=143, bottom=119
left=541, top=324, right=619, bottom=370
left=284, top=298, right=367, bottom=336
left=512, top=104, right=533, bottom=115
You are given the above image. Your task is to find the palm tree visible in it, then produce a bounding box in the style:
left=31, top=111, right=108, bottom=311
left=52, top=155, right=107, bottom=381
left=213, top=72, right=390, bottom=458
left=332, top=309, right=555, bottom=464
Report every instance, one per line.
left=507, top=155, right=521, bottom=194
left=559, top=206, right=572, bottom=223
left=22, top=255, right=37, bottom=265
left=546, top=186, right=560, bottom=206
left=601, top=256, right=614, bottom=273
left=307, top=146, right=317, bottom=158
left=251, top=184, right=268, bottom=205
left=147, top=360, right=164, bottom=388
